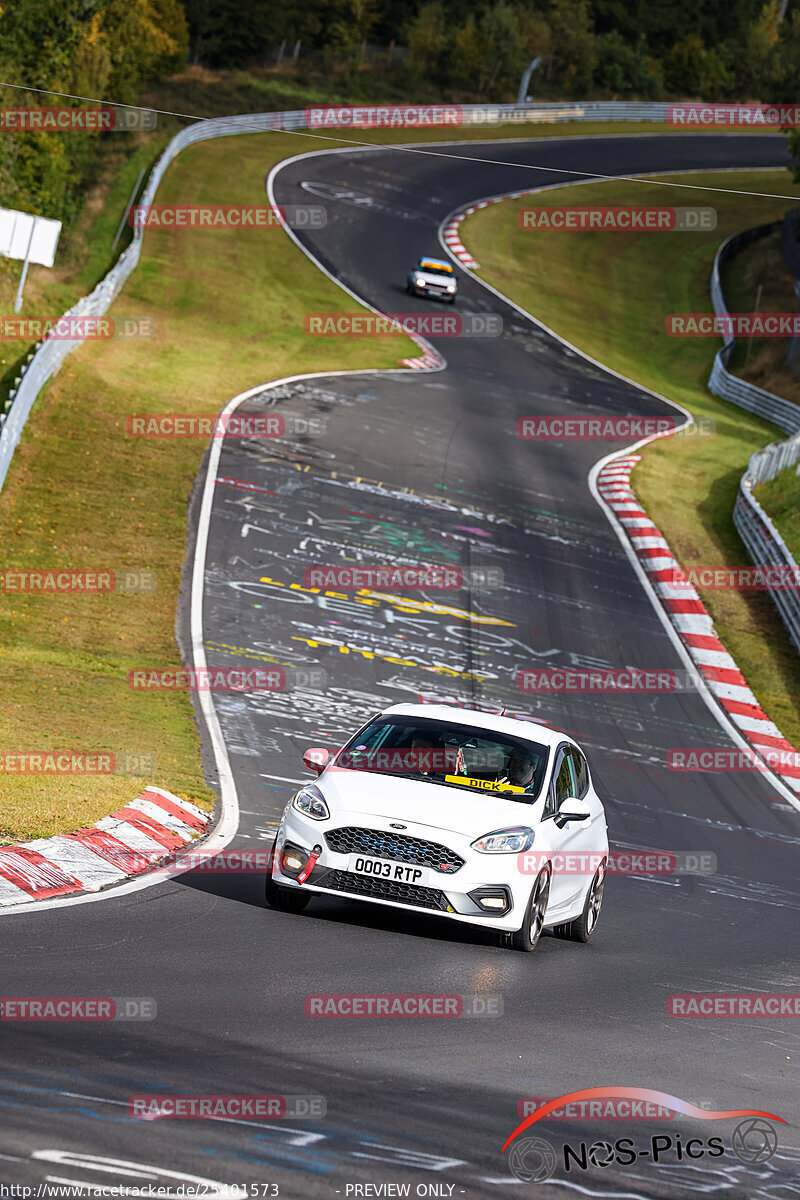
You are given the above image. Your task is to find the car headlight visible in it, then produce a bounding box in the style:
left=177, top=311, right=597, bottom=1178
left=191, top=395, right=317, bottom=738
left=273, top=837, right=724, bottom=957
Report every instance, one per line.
left=471, top=826, right=534, bottom=853
left=447, top=282, right=456, bottom=291
left=292, top=784, right=330, bottom=821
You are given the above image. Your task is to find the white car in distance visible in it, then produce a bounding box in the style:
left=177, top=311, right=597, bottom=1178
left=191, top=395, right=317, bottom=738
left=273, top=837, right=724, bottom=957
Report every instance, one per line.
left=406, top=257, right=457, bottom=303
left=265, top=703, right=608, bottom=952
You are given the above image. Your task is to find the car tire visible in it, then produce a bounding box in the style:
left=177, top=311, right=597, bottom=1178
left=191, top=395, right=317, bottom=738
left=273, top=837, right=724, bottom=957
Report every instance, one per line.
left=264, top=838, right=311, bottom=913
left=507, top=865, right=551, bottom=952
left=447, top=295, right=455, bottom=305
left=553, top=860, right=606, bottom=942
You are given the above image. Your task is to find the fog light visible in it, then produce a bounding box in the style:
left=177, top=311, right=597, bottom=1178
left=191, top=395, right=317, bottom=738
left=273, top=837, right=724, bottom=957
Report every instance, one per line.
left=468, top=886, right=511, bottom=915
left=282, top=852, right=304, bottom=871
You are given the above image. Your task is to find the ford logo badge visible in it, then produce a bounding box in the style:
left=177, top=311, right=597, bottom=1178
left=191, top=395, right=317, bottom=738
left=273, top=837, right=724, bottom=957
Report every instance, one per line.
left=390, top=823, right=407, bottom=830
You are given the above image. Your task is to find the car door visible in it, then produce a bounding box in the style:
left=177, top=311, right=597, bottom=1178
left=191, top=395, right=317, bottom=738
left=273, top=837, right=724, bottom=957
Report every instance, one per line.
left=543, top=743, right=600, bottom=913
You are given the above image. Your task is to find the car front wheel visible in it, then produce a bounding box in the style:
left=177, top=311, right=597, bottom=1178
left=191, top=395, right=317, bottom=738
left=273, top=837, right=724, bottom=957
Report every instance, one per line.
left=507, top=866, right=551, bottom=952
left=553, top=860, right=606, bottom=942
left=264, top=837, right=311, bottom=913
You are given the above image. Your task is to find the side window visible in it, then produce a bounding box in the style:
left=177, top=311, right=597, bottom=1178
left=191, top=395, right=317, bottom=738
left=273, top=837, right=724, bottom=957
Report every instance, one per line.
left=550, top=748, right=574, bottom=812
left=567, top=747, right=589, bottom=799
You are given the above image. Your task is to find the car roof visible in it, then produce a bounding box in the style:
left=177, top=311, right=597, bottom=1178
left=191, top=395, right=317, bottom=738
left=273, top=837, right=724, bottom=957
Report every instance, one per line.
left=378, top=703, right=571, bottom=751
left=418, top=257, right=452, bottom=270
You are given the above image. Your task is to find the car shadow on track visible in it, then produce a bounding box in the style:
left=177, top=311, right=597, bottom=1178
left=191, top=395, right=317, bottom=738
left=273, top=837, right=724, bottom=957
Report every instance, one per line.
left=174, top=865, right=564, bottom=953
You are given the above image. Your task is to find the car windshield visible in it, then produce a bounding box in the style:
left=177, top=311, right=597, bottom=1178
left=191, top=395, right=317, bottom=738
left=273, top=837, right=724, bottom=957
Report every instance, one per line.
left=336, top=716, right=549, bottom=802
left=418, top=262, right=452, bottom=276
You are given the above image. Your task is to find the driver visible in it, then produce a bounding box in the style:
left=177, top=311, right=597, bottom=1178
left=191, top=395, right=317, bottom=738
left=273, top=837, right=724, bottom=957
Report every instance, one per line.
left=497, top=748, right=537, bottom=790
left=409, top=730, right=446, bottom=775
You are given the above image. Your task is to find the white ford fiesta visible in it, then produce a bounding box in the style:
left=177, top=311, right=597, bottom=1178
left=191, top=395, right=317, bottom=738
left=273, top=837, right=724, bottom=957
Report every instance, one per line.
left=265, top=703, right=609, bottom=952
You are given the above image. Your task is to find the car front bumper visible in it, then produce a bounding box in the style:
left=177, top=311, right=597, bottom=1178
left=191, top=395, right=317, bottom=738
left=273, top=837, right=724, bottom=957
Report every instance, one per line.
left=411, top=281, right=456, bottom=300
left=273, top=807, right=544, bottom=933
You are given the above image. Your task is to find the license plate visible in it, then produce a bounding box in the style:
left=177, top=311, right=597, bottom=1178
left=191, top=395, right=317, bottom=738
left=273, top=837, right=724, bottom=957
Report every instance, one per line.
left=348, top=854, right=432, bottom=887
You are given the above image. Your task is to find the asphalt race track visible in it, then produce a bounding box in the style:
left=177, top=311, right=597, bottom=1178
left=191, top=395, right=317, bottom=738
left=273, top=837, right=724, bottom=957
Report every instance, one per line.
left=2, top=135, right=799, bottom=1198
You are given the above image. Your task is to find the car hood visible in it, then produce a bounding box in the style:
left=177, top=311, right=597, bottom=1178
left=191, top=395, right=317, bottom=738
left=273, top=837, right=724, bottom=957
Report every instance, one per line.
left=316, top=768, right=536, bottom=838
left=414, top=270, right=454, bottom=286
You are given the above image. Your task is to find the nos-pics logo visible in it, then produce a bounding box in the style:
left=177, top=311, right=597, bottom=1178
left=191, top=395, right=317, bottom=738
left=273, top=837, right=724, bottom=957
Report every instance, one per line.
left=503, top=1089, right=782, bottom=1183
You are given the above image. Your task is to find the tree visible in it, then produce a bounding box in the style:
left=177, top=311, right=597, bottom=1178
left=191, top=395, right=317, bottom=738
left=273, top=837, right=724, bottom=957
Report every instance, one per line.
left=548, top=0, right=596, bottom=96
left=406, top=1, right=449, bottom=75
left=787, top=127, right=800, bottom=182
left=733, top=0, right=781, bottom=98
left=517, top=10, right=555, bottom=84
left=767, top=9, right=800, bottom=100
left=94, top=0, right=187, bottom=100
left=451, top=16, right=484, bottom=91
left=663, top=33, right=707, bottom=94
left=479, top=2, right=529, bottom=95
left=0, top=0, right=187, bottom=223
left=183, top=0, right=276, bottom=68
left=595, top=31, right=653, bottom=95
left=699, top=45, right=734, bottom=99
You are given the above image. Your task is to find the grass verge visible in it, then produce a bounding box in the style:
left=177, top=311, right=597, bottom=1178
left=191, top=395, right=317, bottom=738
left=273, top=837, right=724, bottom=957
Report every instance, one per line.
left=721, top=227, right=800, bottom=570
left=720, top=228, right=800, bottom=401
left=755, top=466, right=800, bottom=562
left=461, top=169, right=800, bottom=745
left=0, top=130, right=416, bottom=843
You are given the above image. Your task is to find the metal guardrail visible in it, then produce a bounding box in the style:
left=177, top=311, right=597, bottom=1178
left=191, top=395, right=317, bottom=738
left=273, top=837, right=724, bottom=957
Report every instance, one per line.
left=708, top=224, right=800, bottom=654
left=459, top=102, right=676, bottom=123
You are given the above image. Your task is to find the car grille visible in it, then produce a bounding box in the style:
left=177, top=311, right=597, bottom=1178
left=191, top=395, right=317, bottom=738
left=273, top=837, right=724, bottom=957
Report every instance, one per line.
left=317, top=869, right=451, bottom=912
left=325, top=826, right=464, bottom=873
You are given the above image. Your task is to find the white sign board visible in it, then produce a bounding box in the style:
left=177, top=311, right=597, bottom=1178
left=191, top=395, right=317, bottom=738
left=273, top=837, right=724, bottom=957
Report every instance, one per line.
left=0, top=208, right=61, bottom=267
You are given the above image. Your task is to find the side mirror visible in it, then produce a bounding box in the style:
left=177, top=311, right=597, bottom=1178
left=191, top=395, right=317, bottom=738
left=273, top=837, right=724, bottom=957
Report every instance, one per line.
left=556, top=796, right=591, bottom=826
left=303, top=747, right=330, bottom=776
